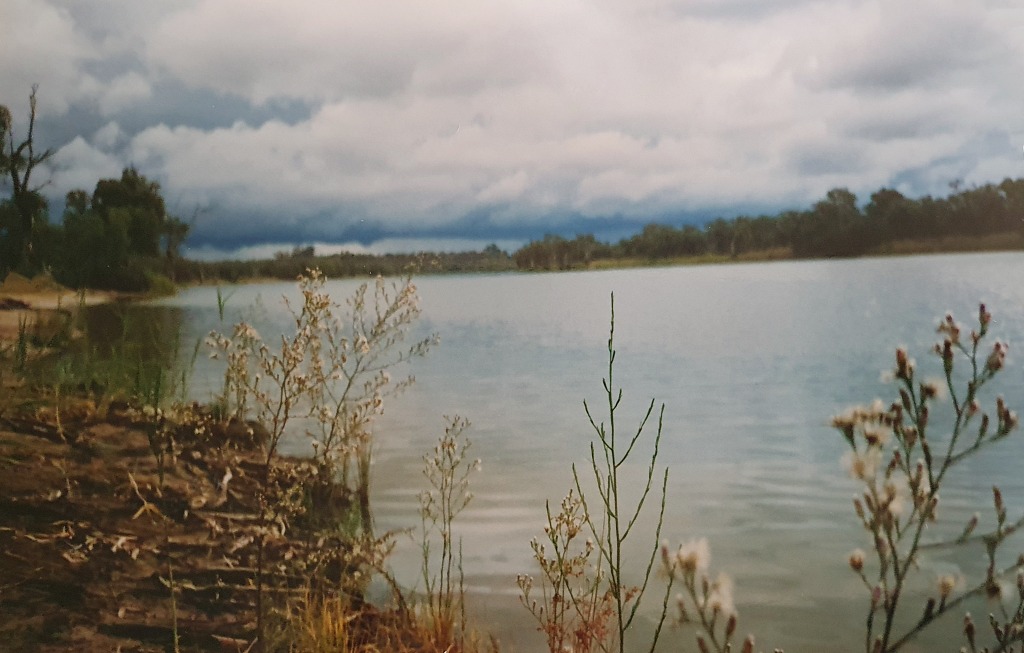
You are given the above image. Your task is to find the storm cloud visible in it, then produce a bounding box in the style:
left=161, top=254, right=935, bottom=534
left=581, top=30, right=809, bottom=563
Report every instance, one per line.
left=4, top=0, right=1023, bottom=256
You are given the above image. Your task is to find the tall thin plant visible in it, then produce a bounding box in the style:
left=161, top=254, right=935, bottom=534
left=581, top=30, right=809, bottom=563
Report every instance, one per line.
left=520, top=294, right=672, bottom=653
left=419, top=415, right=479, bottom=648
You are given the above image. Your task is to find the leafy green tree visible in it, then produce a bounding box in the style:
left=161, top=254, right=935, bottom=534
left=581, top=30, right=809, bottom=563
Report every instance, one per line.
left=705, top=217, right=735, bottom=255
left=92, top=167, right=168, bottom=257
left=55, top=194, right=129, bottom=288
left=866, top=188, right=917, bottom=241
left=790, top=188, right=876, bottom=258
left=999, top=178, right=1024, bottom=235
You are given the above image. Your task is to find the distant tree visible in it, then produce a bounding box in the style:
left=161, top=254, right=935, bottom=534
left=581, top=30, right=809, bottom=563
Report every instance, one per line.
left=790, top=188, right=875, bottom=258
left=57, top=202, right=123, bottom=288
left=999, top=178, right=1024, bottom=234
left=705, top=217, right=735, bottom=256
left=866, top=188, right=916, bottom=240
left=163, top=216, right=191, bottom=279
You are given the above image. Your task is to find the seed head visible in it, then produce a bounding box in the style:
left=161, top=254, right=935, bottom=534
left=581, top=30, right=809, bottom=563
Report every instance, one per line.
left=848, top=549, right=865, bottom=572
left=938, top=574, right=957, bottom=599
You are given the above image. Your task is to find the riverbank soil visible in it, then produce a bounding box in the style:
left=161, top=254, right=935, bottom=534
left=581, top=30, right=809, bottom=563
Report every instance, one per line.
left=0, top=400, right=284, bottom=652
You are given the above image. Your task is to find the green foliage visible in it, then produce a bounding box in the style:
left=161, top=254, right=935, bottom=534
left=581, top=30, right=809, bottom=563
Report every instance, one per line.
left=144, top=271, right=177, bottom=297
left=91, top=166, right=168, bottom=257
left=48, top=169, right=189, bottom=291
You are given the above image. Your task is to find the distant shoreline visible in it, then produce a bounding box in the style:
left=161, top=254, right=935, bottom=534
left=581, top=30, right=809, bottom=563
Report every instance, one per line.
left=175, top=230, right=1024, bottom=284
left=579, top=231, right=1024, bottom=272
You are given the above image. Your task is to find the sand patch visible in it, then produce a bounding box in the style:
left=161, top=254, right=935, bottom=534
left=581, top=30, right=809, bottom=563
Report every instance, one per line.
left=0, top=273, right=119, bottom=346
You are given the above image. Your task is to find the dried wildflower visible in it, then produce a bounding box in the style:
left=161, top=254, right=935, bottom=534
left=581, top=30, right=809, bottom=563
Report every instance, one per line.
left=705, top=572, right=735, bottom=617
left=848, top=549, right=865, bottom=572
left=895, top=347, right=913, bottom=380
left=937, top=314, right=961, bottom=345
left=921, top=378, right=946, bottom=401
left=938, top=574, right=957, bottom=599
left=986, top=341, right=1008, bottom=373
left=676, top=537, right=711, bottom=575
left=842, top=448, right=882, bottom=480
left=979, top=303, right=992, bottom=328
left=966, top=399, right=980, bottom=417
left=863, top=424, right=890, bottom=447
left=986, top=579, right=1004, bottom=603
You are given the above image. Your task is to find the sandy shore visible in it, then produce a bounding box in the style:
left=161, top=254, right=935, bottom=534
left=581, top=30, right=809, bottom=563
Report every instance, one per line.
left=0, top=274, right=122, bottom=346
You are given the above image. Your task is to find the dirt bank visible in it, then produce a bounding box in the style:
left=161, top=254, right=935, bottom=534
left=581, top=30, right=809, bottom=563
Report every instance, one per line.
left=0, top=401, right=287, bottom=652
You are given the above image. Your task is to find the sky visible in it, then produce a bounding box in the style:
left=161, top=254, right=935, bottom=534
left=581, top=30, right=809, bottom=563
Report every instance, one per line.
left=3, top=0, right=1024, bottom=259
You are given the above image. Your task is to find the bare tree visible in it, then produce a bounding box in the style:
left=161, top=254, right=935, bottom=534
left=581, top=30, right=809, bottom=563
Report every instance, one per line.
left=2, top=85, right=55, bottom=267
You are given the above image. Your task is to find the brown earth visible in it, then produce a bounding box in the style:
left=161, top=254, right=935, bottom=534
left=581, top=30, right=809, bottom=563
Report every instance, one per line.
left=0, top=400, right=304, bottom=652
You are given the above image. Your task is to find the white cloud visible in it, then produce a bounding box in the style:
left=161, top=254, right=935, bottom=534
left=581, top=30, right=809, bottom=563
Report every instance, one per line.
left=92, top=121, right=125, bottom=150
left=97, top=72, right=152, bottom=116
left=0, top=1, right=100, bottom=115
left=51, top=136, right=124, bottom=195
left=7, top=0, right=1024, bottom=252
left=145, top=0, right=553, bottom=104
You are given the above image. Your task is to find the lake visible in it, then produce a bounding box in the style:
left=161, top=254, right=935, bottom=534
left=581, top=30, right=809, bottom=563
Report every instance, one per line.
left=111, top=252, right=1024, bottom=651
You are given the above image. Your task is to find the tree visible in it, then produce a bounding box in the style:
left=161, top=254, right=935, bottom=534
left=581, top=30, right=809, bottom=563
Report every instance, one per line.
left=705, top=217, right=736, bottom=256
left=789, top=188, right=876, bottom=258
left=866, top=188, right=916, bottom=241
left=999, top=178, right=1024, bottom=235
left=163, top=216, right=191, bottom=280
left=0, top=85, right=55, bottom=275
left=54, top=170, right=185, bottom=291
left=92, top=167, right=168, bottom=257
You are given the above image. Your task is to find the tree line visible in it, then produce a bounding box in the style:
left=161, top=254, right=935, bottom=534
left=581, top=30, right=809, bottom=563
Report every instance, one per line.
left=513, top=182, right=1024, bottom=270
left=172, top=244, right=515, bottom=283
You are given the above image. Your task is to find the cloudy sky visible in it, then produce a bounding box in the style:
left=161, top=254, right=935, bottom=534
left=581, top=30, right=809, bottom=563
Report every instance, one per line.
left=4, top=0, right=1024, bottom=258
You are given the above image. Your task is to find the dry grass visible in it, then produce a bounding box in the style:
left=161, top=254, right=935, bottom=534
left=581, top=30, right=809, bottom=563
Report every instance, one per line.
left=286, top=593, right=495, bottom=653
left=872, top=230, right=1024, bottom=256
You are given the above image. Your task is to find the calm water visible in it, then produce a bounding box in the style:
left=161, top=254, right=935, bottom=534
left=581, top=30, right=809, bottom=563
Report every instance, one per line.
left=129, top=252, right=1024, bottom=651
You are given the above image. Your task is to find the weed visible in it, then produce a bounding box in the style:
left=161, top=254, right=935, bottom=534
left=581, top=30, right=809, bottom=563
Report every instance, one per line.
left=206, top=268, right=436, bottom=648
left=419, top=415, right=479, bottom=648
left=519, top=294, right=672, bottom=653
left=834, top=304, right=1020, bottom=652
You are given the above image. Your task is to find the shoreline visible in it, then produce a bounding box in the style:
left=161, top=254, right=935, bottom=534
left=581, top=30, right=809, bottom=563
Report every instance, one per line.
left=3, top=234, right=1021, bottom=339
left=0, top=280, right=130, bottom=348
left=182, top=231, right=1024, bottom=282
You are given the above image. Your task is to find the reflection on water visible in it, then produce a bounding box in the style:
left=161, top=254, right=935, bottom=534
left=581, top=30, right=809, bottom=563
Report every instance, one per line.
left=76, top=302, right=186, bottom=359
left=33, top=301, right=190, bottom=401
left=109, top=252, right=1024, bottom=651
